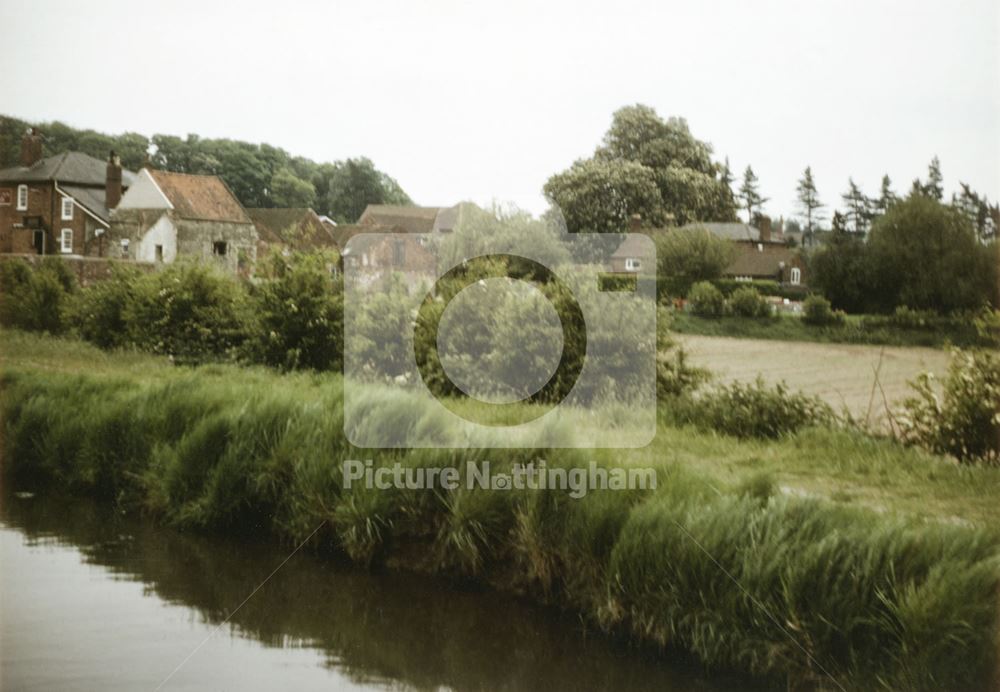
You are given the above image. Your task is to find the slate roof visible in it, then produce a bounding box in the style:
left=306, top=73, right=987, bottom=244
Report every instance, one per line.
left=246, top=207, right=337, bottom=250
left=680, top=222, right=761, bottom=242
left=0, top=152, right=136, bottom=186
left=147, top=169, right=249, bottom=223
left=60, top=185, right=117, bottom=224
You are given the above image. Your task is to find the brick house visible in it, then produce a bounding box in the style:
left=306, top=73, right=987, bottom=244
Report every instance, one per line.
left=0, top=129, right=134, bottom=257
left=109, top=168, right=258, bottom=274
left=246, top=207, right=338, bottom=259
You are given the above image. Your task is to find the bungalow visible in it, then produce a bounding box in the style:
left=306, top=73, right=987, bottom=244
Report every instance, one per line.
left=0, top=129, right=135, bottom=256
left=679, top=221, right=808, bottom=287
left=109, top=168, right=258, bottom=274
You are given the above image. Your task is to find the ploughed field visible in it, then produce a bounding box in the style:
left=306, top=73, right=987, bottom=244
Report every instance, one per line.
left=677, top=334, right=952, bottom=427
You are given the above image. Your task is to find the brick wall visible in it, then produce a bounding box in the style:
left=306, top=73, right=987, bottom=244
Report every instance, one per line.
left=0, top=254, right=157, bottom=287
left=0, top=181, right=101, bottom=256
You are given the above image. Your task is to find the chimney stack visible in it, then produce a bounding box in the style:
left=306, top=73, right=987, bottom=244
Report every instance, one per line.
left=19, top=128, right=43, bottom=167
left=106, top=150, right=123, bottom=209
left=629, top=213, right=642, bottom=231
left=758, top=215, right=772, bottom=243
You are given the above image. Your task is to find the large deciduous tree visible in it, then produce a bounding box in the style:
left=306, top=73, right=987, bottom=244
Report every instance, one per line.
left=543, top=157, right=665, bottom=233
left=544, top=104, right=737, bottom=232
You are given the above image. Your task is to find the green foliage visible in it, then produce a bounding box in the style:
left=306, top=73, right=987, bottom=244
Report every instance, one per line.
left=810, top=231, right=871, bottom=313
left=248, top=253, right=343, bottom=371
left=121, top=264, right=251, bottom=363
left=654, top=227, right=735, bottom=298
left=544, top=105, right=738, bottom=233
left=899, top=350, right=1000, bottom=464
left=543, top=157, right=665, bottom=233
left=728, top=285, right=770, bottom=318
left=687, top=280, right=725, bottom=317
left=324, top=157, right=412, bottom=223
left=66, top=264, right=142, bottom=348
left=802, top=294, right=845, bottom=326
left=270, top=166, right=317, bottom=208
left=0, top=258, right=76, bottom=333
left=681, top=377, right=835, bottom=439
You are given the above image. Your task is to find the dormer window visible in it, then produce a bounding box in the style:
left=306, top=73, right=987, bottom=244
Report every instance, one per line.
left=17, top=185, right=28, bottom=211
left=61, top=196, right=74, bottom=220
left=625, top=258, right=641, bottom=271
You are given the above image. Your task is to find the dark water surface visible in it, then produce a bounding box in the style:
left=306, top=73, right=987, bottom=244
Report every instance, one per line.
left=1, top=489, right=752, bottom=691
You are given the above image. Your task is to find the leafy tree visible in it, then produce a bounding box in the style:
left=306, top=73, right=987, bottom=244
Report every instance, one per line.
left=867, top=194, right=996, bottom=312
left=543, top=157, right=664, bottom=233
left=795, top=166, right=824, bottom=247
left=738, top=166, right=767, bottom=223
left=654, top=227, right=736, bottom=298
left=546, top=104, right=736, bottom=231
left=270, top=167, right=317, bottom=208
left=841, top=178, right=871, bottom=234
left=810, top=222, right=871, bottom=313
left=325, top=157, right=412, bottom=223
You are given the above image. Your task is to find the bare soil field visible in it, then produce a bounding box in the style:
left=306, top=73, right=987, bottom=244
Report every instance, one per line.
left=676, top=334, right=953, bottom=427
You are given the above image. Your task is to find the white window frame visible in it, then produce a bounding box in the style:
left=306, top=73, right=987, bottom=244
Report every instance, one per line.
left=17, top=184, right=28, bottom=211
left=790, top=267, right=801, bottom=285
left=60, top=228, right=73, bottom=254
left=61, top=196, right=74, bottom=220
left=625, top=258, right=641, bottom=271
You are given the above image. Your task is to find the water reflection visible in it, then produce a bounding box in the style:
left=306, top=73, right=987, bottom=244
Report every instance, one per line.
left=1, top=490, right=755, bottom=691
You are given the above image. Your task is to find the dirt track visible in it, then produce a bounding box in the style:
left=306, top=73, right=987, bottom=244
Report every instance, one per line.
left=676, top=335, right=953, bottom=426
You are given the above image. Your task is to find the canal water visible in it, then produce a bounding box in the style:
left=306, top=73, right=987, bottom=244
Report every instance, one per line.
left=1, top=489, right=753, bottom=691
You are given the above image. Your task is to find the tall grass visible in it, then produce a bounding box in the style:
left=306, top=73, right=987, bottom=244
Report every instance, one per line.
left=1, top=344, right=998, bottom=690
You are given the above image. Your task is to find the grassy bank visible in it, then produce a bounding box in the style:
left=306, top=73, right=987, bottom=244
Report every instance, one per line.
left=2, top=330, right=999, bottom=691
left=670, top=311, right=994, bottom=349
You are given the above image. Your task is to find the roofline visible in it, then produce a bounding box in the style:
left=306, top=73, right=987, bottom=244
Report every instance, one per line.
left=54, top=183, right=109, bottom=228
left=141, top=168, right=175, bottom=210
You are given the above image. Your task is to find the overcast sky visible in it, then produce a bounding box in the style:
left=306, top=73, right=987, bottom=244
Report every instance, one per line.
left=1, top=0, right=997, bottom=220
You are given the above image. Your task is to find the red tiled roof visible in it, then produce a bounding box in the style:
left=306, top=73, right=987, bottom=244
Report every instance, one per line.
left=147, top=169, right=249, bottom=223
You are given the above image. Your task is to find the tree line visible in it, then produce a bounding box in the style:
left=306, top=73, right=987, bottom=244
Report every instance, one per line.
left=0, top=115, right=411, bottom=222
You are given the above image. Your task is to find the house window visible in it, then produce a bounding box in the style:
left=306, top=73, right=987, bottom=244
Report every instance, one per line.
left=625, top=258, right=641, bottom=272
left=155, top=245, right=164, bottom=262
left=121, top=238, right=130, bottom=258
left=790, top=267, right=801, bottom=285
left=61, top=196, right=74, bottom=220
left=213, top=241, right=228, bottom=256
left=60, top=228, right=73, bottom=254
left=17, top=185, right=28, bottom=211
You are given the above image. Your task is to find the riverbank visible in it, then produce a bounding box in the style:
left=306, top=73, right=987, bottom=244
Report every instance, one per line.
left=2, top=330, right=998, bottom=691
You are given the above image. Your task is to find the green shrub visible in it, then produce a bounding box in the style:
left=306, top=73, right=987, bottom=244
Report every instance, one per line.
left=899, top=349, right=1000, bottom=464
left=248, top=252, right=343, bottom=371
left=0, top=258, right=76, bottom=333
left=123, top=263, right=252, bottom=364
left=688, top=281, right=725, bottom=318
left=729, top=285, right=771, bottom=318
left=67, top=264, right=142, bottom=349
left=802, top=294, right=845, bottom=326
left=683, top=377, right=835, bottom=439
